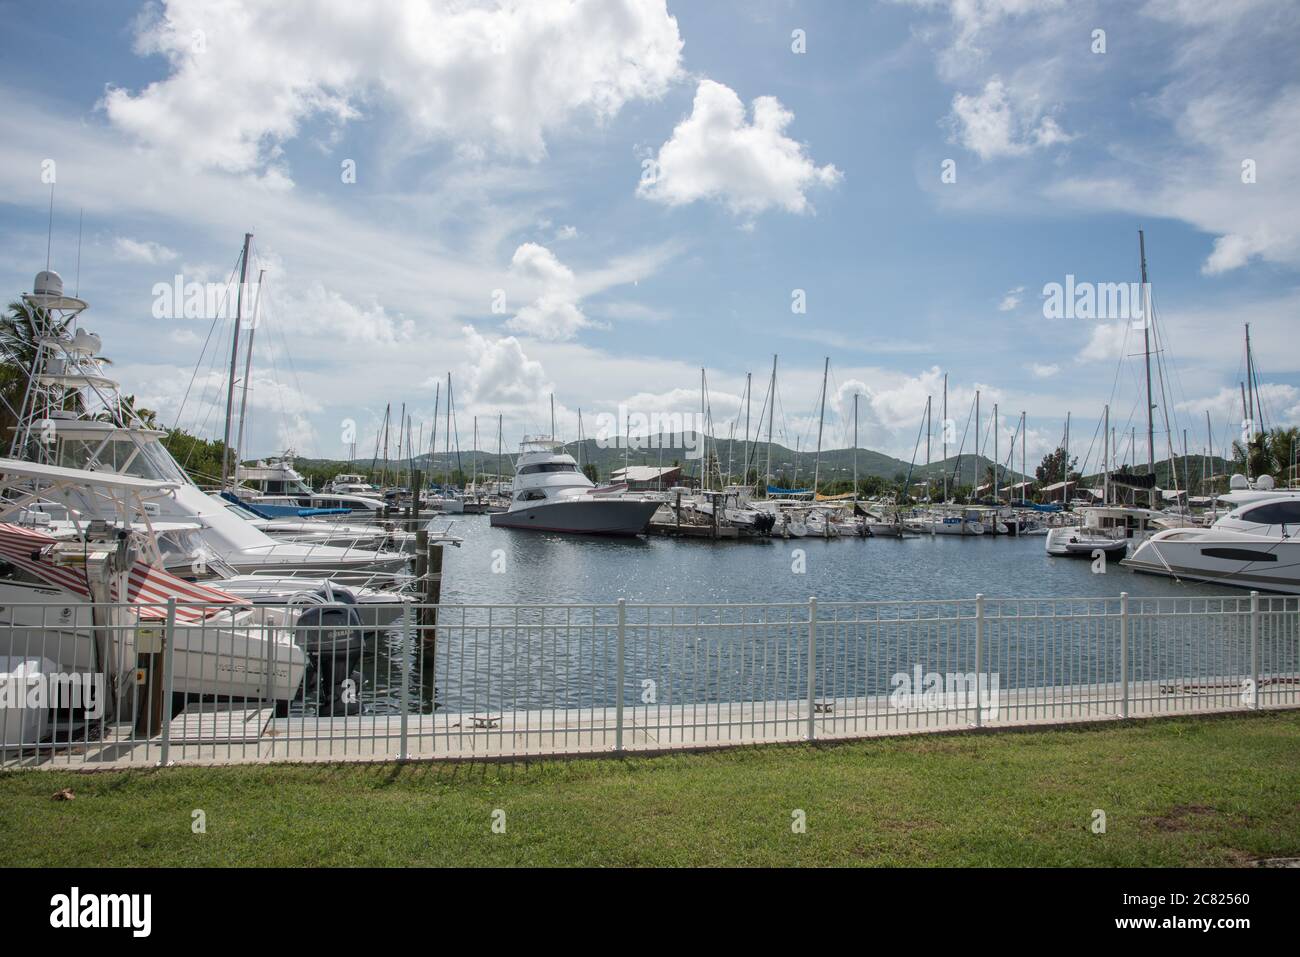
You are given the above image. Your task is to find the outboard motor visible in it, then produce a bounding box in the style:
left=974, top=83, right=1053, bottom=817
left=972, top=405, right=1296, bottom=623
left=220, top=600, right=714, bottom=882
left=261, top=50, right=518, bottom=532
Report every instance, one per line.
left=292, top=591, right=366, bottom=716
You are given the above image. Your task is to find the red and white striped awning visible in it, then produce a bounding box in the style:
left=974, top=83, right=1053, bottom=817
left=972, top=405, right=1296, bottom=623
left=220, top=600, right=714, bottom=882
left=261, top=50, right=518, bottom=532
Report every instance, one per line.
left=0, top=523, right=244, bottom=622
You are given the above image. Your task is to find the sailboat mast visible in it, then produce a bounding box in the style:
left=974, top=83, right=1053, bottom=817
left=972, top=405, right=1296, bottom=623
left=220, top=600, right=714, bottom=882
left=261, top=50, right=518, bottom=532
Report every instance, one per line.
left=1139, top=229, right=1156, bottom=507
left=1064, top=411, right=1071, bottom=500
left=430, top=384, right=439, bottom=481
left=813, top=357, right=828, bottom=495
left=765, top=355, right=777, bottom=495
left=853, top=392, right=859, bottom=500
left=974, top=389, right=980, bottom=491
left=993, top=403, right=999, bottom=503
left=1103, top=403, right=1110, bottom=505
left=1020, top=412, right=1026, bottom=502
left=233, top=267, right=265, bottom=473
left=744, top=371, right=752, bottom=485
left=221, top=231, right=252, bottom=488
left=942, top=373, right=948, bottom=502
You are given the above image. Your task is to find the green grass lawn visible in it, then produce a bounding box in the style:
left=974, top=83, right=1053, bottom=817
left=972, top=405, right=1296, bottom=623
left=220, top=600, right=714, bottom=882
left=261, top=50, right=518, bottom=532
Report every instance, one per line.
left=3, top=712, right=1299, bottom=866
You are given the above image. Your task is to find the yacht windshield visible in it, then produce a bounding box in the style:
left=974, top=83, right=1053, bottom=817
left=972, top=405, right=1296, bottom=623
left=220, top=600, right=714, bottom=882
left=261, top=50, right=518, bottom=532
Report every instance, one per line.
left=55, top=435, right=190, bottom=484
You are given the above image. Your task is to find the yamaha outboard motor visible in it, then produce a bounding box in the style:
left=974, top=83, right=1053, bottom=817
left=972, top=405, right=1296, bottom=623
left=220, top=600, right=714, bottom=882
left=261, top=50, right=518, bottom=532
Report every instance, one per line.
left=294, top=591, right=366, bottom=716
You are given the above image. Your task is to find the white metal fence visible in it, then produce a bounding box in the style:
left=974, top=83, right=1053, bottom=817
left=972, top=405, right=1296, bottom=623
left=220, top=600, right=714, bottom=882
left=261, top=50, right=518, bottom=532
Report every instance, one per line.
left=2, top=592, right=1297, bottom=768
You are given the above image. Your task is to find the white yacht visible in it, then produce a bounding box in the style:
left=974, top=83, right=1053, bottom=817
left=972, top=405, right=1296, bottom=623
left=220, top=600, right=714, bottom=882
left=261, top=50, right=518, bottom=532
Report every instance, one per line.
left=329, top=473, right=380, bottom=496
left=489, top=437, right=659, bottom=535
left=7, top=270, right=409, bottom=580
left=1124, top=489, right=1300, bottom=593
left=0, top=461, right=308, bottom=703
left=236, top=454, right=388, bottom=516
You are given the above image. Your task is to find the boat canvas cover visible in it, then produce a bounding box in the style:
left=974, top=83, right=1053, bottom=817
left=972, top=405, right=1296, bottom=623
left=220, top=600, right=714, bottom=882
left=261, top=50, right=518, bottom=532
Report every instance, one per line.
left=767, top=486, right=813, bottom=496
left=0, top=523, right=245, bottom=622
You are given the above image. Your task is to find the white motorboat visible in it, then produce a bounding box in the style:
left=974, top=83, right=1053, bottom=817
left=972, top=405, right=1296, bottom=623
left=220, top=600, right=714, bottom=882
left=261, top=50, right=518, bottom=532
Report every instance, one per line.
left=489, top=437, right=659, bottom=535
left=236, top=453, right=389, bottom=516
left=6, top=270, right=409, bottom=581
left=1123, top=491, right=1300, bottom=593
left=0, top=468, right=308, bottom=704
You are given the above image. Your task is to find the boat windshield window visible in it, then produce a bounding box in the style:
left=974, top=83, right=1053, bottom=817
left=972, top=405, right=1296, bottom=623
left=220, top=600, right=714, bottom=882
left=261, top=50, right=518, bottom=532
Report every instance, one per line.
left=1241, top=501, right=1300, bottom=525
left=518, top=463, right=577, bottom=475
left=56, top=436, right=188, bottom=483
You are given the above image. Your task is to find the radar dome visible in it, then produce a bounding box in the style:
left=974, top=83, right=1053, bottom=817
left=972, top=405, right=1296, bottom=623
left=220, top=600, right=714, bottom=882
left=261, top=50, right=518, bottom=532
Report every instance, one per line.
left=33, top=271, right=64, bottom=298
left=1229, top=473, right=1249, bottom=490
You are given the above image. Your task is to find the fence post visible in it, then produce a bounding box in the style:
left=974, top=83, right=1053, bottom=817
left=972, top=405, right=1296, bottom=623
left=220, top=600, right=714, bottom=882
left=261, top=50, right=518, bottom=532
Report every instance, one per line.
left=1119, top=592, right=1129, bottom=719
left=615, top=599, right=626, bottom=753
left=399, top=604, right=411, bottom=759
left=806, top=597, right=817, bottom=741
left=1250, top=591, right=1260, bottom=711
left=974, top=594, right=984, bottom=728
left=157, top=598, right=177, bottom=767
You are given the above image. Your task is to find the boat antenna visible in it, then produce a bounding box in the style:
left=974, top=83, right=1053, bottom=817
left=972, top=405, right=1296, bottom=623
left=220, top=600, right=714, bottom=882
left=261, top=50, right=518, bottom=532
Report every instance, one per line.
left=74, top=207, right=83, bottom=298
left=45, top=181, right=55, bottom=272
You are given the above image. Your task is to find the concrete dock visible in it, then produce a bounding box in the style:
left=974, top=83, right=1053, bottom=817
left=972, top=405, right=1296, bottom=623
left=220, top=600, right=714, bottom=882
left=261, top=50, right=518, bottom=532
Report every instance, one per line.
left=5, top=675, right=1295, bottom=770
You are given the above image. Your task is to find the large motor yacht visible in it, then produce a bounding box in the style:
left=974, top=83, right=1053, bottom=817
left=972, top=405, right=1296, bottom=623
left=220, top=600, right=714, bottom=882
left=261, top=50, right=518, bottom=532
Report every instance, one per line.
left=1123, top=482, right=1300, bottom=594
left=489, top=437, right=659, bottom=535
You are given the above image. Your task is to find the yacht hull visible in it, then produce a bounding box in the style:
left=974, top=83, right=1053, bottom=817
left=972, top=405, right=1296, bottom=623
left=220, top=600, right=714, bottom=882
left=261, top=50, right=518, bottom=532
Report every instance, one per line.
left=490, top=499, right=658, bottom=535
left=1122, top=536, right=1300, bottom=594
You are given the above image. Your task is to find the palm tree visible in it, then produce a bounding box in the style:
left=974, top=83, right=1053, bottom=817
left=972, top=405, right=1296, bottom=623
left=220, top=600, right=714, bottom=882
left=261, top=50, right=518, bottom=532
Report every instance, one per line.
left=0, top=298, right=53, bottom=445
left=1232, top=431, right=1277, bottom=479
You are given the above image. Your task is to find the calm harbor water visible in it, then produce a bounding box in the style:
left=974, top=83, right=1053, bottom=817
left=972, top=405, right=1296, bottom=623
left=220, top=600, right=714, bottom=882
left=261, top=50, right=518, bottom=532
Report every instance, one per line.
left=351, top=517, right=1279, bottom=717
left=434, top=515, right=1231, bottom=606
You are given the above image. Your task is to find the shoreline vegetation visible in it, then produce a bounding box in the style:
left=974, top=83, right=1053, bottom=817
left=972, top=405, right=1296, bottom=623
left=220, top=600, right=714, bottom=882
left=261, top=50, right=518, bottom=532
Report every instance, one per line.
left=3, top=711, right=1297, bottom=867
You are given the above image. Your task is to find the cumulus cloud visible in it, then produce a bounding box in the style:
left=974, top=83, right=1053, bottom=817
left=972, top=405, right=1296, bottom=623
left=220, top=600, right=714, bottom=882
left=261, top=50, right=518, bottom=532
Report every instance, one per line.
left=949, top=76, right=1073, bottom=160
left=281, top=283, right=415, bottom=344
left=637, top=79, right=841, bottom=216
left=112, top=237, right=178, bottom=263
left=1030, top=362, right=1059, bottom=378
left=102, top=0, right=684, bottom=175
left=461, top=324, right=550, bottom=408
left=505, top=243, right=592, bottom=341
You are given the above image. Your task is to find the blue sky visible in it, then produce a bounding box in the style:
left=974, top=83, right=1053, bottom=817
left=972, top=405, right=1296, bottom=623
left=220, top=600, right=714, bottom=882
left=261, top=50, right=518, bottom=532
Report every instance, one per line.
left=1, top=0, right=1297, bottom=474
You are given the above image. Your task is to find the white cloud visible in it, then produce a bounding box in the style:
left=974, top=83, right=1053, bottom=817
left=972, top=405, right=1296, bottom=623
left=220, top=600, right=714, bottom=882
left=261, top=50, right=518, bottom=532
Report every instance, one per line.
left=112, top=237, right=178, bottom=264
left=637, top=79, right=842, bottom=216
left=554, top=225, right=579, bottom=241
left=1079, top=322, right=1130, bottom=363
left=278, top=282, right=415, bottom=344
left=949, top=76, right=1073, bottom=160
left=505, top=243, right=592, bottom=341
left=999, top=285, right=1025, bottom=310
left=103, top=0, right=684, bottom=174
left=1030, top=362, right=1060, bottom=378
left=461, top=324, right=550, bottom=408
